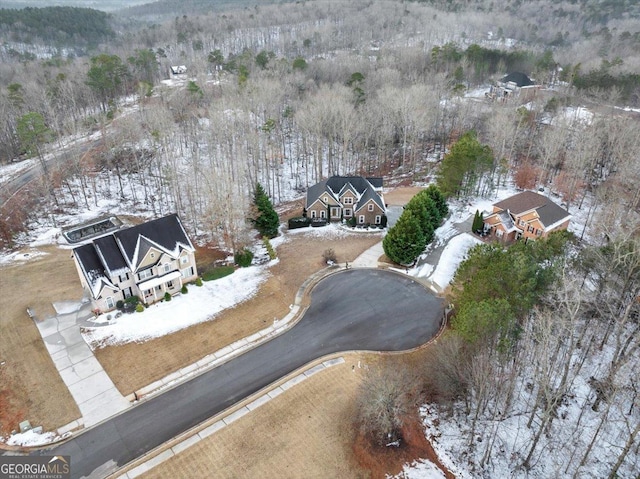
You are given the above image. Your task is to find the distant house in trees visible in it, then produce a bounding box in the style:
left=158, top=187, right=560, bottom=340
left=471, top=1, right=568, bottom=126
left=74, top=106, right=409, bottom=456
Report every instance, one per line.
left=483, top=191, right=571, bottom=243
left=170, top=65, right=187, bottom=75
left=72, top=214, right=198, bottom=313
left=488, top=71, right=540, bottom=101
left=305, top=176, right=386, bottom=225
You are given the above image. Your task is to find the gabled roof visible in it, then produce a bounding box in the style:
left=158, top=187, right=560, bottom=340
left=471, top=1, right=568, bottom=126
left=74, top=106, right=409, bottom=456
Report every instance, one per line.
left=72, top=243, right=117, bottom=299
left=93, top=234, right=127, bottom=276
left=500, top=72, right=534, bottom=87
left=306, top=176, right=385, bottom=209
left=114, top=214, right=194, bottom=269
left=493, top=191, right=570, bottom=229
left=72, top=214, right=195, bottom=297
left=355, top=185, right=385, bottom=212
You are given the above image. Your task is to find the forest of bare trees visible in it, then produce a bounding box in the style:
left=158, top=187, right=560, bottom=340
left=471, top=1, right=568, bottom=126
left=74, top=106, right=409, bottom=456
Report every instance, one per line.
left=1, top=0, right=640, bottom=476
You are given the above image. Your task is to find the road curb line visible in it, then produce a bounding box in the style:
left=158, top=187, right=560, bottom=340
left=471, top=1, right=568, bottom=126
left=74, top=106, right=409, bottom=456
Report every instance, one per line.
left=111, top=356, right=348, bottom=479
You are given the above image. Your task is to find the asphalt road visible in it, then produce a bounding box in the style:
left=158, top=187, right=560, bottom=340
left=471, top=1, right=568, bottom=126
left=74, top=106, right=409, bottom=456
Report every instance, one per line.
left=38, top=269, right=444, bottom=478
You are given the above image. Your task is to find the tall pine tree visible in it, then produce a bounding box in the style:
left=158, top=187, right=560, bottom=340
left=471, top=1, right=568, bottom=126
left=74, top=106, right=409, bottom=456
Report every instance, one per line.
left=383, top=210, right=426, bottom=265
left=253, top=183, right=279, bottom=238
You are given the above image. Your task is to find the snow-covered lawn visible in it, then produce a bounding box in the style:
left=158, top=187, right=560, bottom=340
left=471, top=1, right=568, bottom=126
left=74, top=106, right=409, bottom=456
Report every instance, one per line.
left=4, top=429, right=59, bottom=447
left=82, top=262, right=273, bottom=349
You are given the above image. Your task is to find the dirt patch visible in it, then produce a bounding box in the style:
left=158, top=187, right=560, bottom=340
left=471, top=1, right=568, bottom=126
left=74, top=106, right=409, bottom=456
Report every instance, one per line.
left=96, top=230, right=383, bottom=395
left=0, top=245, right=82, bottom=433
left=353, top=413, right=454, bottom=479
left=139, top=356, right=371, bottom=479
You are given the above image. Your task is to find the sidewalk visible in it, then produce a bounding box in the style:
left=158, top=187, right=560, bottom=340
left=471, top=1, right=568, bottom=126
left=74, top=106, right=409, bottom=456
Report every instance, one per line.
left=34, top=301, right=130, bottom=431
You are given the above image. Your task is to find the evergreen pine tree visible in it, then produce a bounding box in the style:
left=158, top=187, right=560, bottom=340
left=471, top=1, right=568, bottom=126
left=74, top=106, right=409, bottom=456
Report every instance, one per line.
left=253, top=183, right=280, bottom=238
left=382, top=211, right=426, bottom=265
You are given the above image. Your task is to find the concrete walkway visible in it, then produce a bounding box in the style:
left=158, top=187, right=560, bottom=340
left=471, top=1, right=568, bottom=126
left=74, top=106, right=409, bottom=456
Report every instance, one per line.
left=351, top=242, right=384, bottom=268
left=34, top=301, right=130, bottom=430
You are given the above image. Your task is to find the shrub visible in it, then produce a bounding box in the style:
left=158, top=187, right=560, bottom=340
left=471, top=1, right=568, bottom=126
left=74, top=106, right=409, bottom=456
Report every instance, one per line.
left=195, top=277, right=203, bottom=286
left=347, top=217, right=357, bottom=227
left=125, top=295, right=140, bottom=305
left=164, top=292, right=171, bottom=301
left=288, top=216, right=310, bottom=230
left=202, top=265, right=234, bottom=281
left=234, top=248, right=254, bottom=267
left=323, top=248, right=337, bottom=264
left=135, top=303, right=144, bottom=313
left=116, top=300, right=124, bottom=310
left=181, top=285, right=188, bottom=294
left=263, top=236, right=277, bottom=260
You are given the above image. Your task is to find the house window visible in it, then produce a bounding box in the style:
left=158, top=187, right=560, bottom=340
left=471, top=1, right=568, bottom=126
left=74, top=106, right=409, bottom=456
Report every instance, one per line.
left=518, top=219, right=525, bottom=227
left=331, top=207, right=340, bottom=218
left=343, top=197, right=353, bottom=205
left=150, top=252, right=155, bottom=259
left=138, top=268, right=153, bottom=281
left=344, top=209, right=352, bottom=217
left=167, top=280, right=174, bottom=289
left=181, top=256, right=188, bottom=265
left=359, top=215, right=365, bottom=224
left=106, top=296, right=115, bottom=309
left=375, top=215, right=381, bottom=224
left=181, top=266, right=195, bottom=278
left=323, top=196, right=328, bottom=203
left=320, top=209, right=326, bottom=219
left=163, top=263, right=171, bottom=273
left=536, top=229, right=543, bottom=236
left=527, top=226, right=534, bottom=233
left=368, top=204, right=374, bottom=211
left=311, top=210, right=317, bottom=218
left=123, top=287, right=133, bottom=299
left=497, top=229, right=504, bottom=238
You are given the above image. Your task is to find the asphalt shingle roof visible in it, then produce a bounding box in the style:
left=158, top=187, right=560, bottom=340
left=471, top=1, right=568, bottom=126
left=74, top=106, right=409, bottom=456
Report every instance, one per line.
left=493, top=191, right=570, bottom=228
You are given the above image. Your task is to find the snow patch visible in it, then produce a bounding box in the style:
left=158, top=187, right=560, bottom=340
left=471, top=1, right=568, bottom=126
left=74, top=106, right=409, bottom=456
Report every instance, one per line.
left=429, top=234, right=481, bottom=289
left=5, top=429, right=59, bottom=447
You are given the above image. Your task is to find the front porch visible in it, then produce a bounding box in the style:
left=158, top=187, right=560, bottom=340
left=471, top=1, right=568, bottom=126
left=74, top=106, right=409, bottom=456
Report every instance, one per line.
left=138, top=271, right=182, bottom=304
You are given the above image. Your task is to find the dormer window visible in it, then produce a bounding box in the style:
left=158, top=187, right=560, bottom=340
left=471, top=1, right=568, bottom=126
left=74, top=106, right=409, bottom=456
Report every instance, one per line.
left=343, top=197, right=353, bottom=205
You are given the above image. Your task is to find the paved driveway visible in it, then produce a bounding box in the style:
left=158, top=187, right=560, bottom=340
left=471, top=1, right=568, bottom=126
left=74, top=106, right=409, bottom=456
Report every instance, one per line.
left=40, top=269, right=443, bottom=479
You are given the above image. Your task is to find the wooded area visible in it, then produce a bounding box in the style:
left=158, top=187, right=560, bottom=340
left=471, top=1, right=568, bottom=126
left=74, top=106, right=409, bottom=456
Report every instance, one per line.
left=0, top=1, right=639, bottom=474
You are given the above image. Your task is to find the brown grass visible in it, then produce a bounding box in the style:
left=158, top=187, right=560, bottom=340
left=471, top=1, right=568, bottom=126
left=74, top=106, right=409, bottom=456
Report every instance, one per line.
left=385, top=186, right=425, bottom=206
left=139, top=356, right=371, bottom=479
left=0, top=245, right=82, bottom=433
left=96, top=231, right=383, bottom=395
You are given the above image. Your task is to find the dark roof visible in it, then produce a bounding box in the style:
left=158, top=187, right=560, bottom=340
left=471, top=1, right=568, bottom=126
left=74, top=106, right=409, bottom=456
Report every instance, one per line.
left=73, top=243, right=106, bottom=278
left=326, top=176, right=372, bottom=195
left=500, top=72, right=534, bottom=87
left=494, top=191, right=570, bottom=227
left=306, top=179, right=328, bottom=208
left=356, top=185, right=385, bottom=211
left=93, top=234, right=127, bottom=274
left=114, top=214, right=193, bottom=267
left=306, top=176, right=385, bottom=210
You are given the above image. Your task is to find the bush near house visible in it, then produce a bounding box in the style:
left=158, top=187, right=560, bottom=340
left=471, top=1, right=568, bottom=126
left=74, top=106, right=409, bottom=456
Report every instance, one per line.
left=234, top=248, right=254, bottom=267
left=195, top=277, right=203, bottom=286
left=181, top=285, right=188, bottom=294
left=164, top=291, right=171, bottom=301
left=288, top=216, right=311, bottom=229
left=135, top=303, right=144, bottom=313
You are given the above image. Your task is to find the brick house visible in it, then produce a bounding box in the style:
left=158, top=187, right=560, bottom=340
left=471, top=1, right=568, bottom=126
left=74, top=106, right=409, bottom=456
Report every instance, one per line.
left=483, top=191, right=571, bottom=243
left=305, top=176, right=386, bottom=225
left=72, top=214, right=197, bottom=313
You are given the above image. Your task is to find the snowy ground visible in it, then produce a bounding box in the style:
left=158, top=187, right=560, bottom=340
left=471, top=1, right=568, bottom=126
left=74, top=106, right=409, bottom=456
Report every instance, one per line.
left=82, top=261, right=273, bottom=349
left=4, top=429, right=60, bottom=447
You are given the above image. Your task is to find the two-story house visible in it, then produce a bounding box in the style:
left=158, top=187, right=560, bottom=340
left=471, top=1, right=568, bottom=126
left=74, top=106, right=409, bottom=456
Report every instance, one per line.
left=305, top=176, right=386, bottom=226
left=72, top=214, right=198, bottom=313
left=483, top=191, right=571, bottom=243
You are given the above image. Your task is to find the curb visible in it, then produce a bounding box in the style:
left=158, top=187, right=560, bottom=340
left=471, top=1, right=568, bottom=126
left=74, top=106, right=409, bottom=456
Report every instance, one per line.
left=111, top=355, right=349, bottom=479
left=9, top=263, right=344, bottom=452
